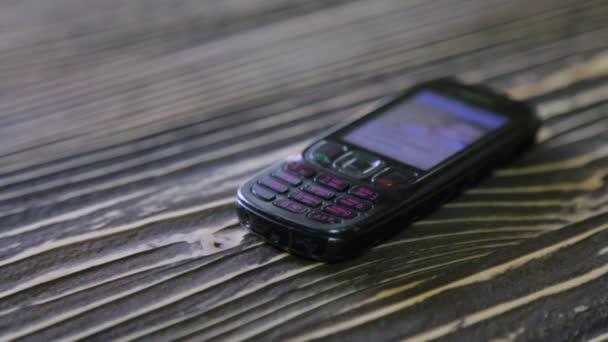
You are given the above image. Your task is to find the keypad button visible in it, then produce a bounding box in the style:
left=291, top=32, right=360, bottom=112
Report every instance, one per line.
left=337, top=196, right=371, bottom=212
left=259, top=177, right=289, bottom=194
left=308, top=211, right=341, bottom=224
left=323, top=205, right=356, bottom=219
left=273, top=199, right=308, bottom=214
left=290, top=191, right=322, bottom=207
left=251, top=184, right=275, bottom=201
left=372, top=168, right=418, bottom=190
left=306, top=141, right=348, bottom=166
left=350, top=186, right=381, bottom=202
left=334, top=151, right=384, bottom=178
left=303, top=184, right=335, bottom=200
left=285, top=160, right=316, bottom=178
left=273, top=170, right=302, bottom=186
left=316, top=174, right=349, bottom=192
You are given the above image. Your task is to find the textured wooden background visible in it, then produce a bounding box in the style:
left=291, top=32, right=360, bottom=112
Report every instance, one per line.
left=2, top=0, right=608, bottom=341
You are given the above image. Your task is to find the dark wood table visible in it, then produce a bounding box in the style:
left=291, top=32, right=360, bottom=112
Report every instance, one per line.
left=2, top=1, right=608, bottom=340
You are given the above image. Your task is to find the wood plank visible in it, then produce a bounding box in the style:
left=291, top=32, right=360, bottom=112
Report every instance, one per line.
left=2, top=0, right=605, bottom=171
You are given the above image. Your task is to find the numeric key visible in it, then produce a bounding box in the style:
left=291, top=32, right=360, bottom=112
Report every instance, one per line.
left=273, top=199, right=308, bottom=214
left=308, top=211, right=341, bottom=224
left=337, top=196, right=371, bottom=211
left=290, top=191, right=322, bottom=207
left=316, top=173, right=349, bottom=192
left=273, top=170, right=302, bottom=186
left=323, top=205, right=356, bottom=219
left=303, top=184, right=335, bottom=200
left=259, top=177, right=289, bottom=194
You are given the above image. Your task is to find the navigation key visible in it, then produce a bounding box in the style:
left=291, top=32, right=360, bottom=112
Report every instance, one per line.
left=307, top=141, right=348, bottom=166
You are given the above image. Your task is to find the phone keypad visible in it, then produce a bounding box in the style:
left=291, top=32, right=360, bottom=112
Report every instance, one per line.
left=250, top=160, right=386, bottom=225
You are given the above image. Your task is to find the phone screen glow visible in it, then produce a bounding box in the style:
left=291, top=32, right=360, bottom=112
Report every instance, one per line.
left=342, top=91, right=508, bottom=170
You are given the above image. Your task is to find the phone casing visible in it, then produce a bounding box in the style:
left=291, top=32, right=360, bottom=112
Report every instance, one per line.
left=236, top=79, right=540, bottom=262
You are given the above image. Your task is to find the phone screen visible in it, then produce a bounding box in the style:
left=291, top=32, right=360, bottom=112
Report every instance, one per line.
left=342, top=91, right=509, bottom=170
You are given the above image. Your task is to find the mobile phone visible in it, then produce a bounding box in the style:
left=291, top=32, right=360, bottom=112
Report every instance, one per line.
left=235, top=78, right=540, bottom=262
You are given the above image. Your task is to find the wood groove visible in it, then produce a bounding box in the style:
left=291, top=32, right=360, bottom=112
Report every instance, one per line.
left=130, top=245, right=512, bottom=341
left=1, top=26, right=604, bottom=191
left=4, top=248, right=288, bottom=341
left=2, top=34, right=604, bottom=184
left=2, top=60, right=604, bottom=224
left=1, top=0, right=604, bottom=174
left=283, top=218, right=608, bottom=341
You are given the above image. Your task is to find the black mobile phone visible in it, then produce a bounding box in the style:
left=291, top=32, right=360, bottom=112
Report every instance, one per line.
left=235, top=78, right=540, bottom=262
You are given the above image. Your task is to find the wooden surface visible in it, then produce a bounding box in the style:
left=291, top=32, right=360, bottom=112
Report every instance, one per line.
left=3, top=0, right=608, bottom=341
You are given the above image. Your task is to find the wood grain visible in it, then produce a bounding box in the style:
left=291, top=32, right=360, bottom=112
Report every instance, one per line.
left=2, top=0, right=608, bottom=341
